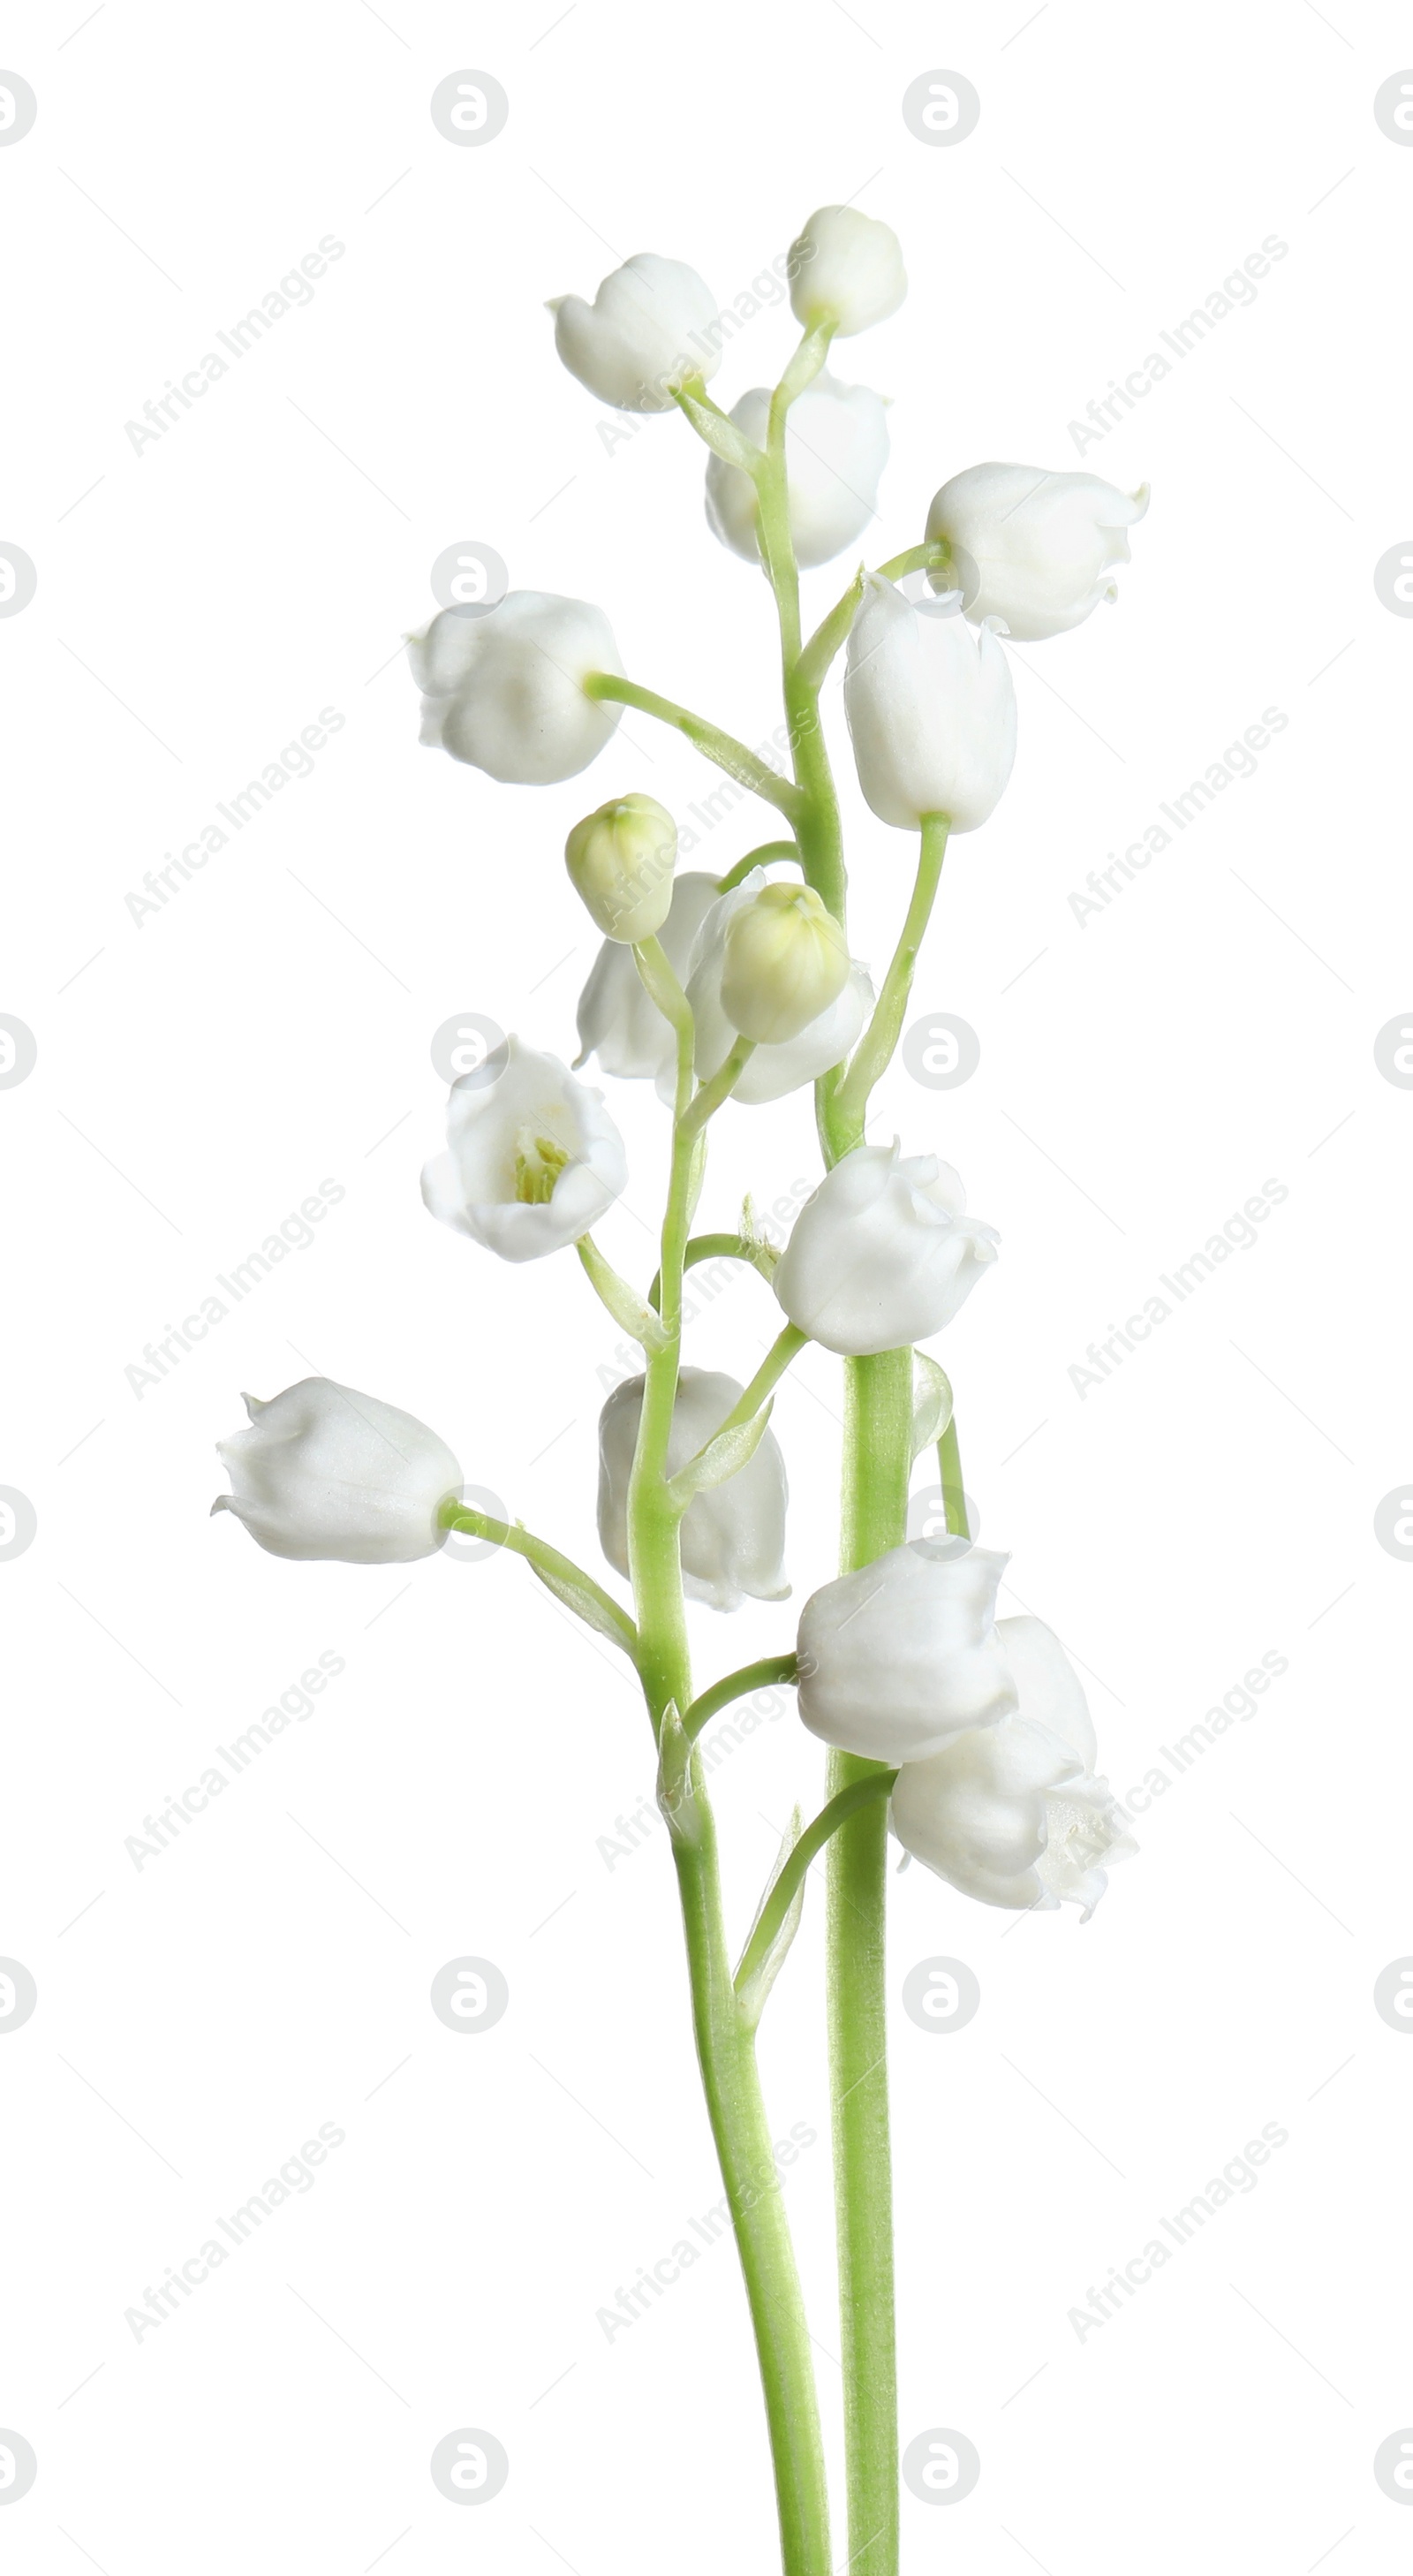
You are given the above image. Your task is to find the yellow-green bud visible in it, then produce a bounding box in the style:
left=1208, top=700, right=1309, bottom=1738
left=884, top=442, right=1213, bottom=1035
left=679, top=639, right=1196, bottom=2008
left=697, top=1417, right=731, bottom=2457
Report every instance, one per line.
left=564, top=794, right=677, bottom=943
left=719, top=882, right=850, bottom=1044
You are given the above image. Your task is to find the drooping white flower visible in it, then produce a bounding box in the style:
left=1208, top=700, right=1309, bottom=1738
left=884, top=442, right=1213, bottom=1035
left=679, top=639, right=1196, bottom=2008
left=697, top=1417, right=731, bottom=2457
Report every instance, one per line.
left=705, top=375, right=889, bottom=569
left=843, top=573, right=1016, bottom=831
left=575, top=871, right=722, bottom=1081
left=565, top=793, right=676, bottom=943
left=550, top=254, right=722, bottom=411
left=409, top=592, right=622, bottom=785
left=598, top=1368, right=789, bottom=1612
left=891, top=1615, right=1137, bottom=1914
left=789, top=206, right=906, bottom=337
left=774, top=1144, right=998, bottom=1357
left=720, top=882, right=850, bottom=1042
left=797, top=1541, right=1016, bottom=1764
left=212, top=1379, right=460, bottom=1565
left=926, top=464, right=1149, bottom=642
left=422, top=1036, right=627, bottom=1261
left=660, top=870, right=873, bottom=1107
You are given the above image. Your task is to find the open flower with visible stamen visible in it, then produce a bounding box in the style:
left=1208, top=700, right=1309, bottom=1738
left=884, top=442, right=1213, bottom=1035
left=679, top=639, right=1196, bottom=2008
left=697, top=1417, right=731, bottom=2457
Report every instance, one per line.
left=422, top=1036, right=627, bottom=1261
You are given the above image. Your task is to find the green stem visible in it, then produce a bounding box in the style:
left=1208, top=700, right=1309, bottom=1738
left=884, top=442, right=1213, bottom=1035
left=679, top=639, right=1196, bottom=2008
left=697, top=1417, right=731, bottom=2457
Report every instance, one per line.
left=625, top=956, right=830, bottom=2576
left=938, top=1415, right=970, bottom=1537
left=827, top=1345, right=912, bottom=2576
left=830, top=815, right=949, bottom=1152
left=874, top=538, right=954, bottom=585
left=679, top=1036, right=756, bottom=1140
left=716, top=839, right=803, bottom=895
left=735, top=1771, right=896, bottom=2001
left=437, top=1503, right=638, bottom=1660
left=648, top=1231, right=776, bottom=1313
left=684, top=1652, right=799, bottom=1743
left=702, top=1322, right=806, bottom=1448
left=585, top=673, right=803, bottom=822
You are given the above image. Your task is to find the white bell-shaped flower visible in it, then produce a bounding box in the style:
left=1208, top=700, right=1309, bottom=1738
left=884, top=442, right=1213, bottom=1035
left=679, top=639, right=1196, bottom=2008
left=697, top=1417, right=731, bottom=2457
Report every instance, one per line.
left=550, top=254, right=722, bottom=411
left=705, top=375, right=889, bottom=568
left=891, top=1616, right=1137, bottom=1915
left=844, top=573, right=1016, bottom=832
left=797, top=1540, right=1016, bottom=1763
left=660, top=871, right=873, bottom=1107
left=422, top=1036, right=627, bottom=1261
left=788, top=206, right=906, bottom=337
left=213, top=1379, right=460, bottom=1564
left=926, top=463, right=1149, bottom=642
left=575, top=871, right=722, bottom=1080
left=409, top=592, right=623, bottom=785
left=774, top=1143, right=999, bottom=1357
left=598, top=1368, right=789, bottom=1612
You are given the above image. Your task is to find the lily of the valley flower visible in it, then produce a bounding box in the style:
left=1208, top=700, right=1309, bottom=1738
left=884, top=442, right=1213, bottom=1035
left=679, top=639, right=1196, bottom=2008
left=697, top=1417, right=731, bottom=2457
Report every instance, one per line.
left=789, top=206, right=906, bottom=337
left=422, top=1036, right=627, bottom=1261
left=409, top=592, right=623, bottom=785
left=662, top=871, right=873, bottom=1107
left=891, top=1614, right=1136, bottom=1915
left=575, top=872, right=721, bottom=1080
left=774, top=1144, right=998, bottom=1357
left=721, top=882, right=850, bottom=1043
left=797, top=1539, right=1015, bottom=1763
left=926, top=464, right=1150, bottom=641
left=212, top=1379, right=460, bottom=1564
left=550, top=254, right=722, bottom=411
left=844, top=573, right=1016, bottom=831
left=598, top=1368, right=789, bottom=1612
left=566, top=793, right=677, bottom=942
left=705, top=375, right=889, bottom=569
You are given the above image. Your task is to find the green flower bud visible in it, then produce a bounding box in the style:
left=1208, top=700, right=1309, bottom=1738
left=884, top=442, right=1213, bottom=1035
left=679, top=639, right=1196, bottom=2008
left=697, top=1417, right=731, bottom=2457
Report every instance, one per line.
left=719, top=882, right=850, bottom=1044
left=565, top=793, right=677, bottom=943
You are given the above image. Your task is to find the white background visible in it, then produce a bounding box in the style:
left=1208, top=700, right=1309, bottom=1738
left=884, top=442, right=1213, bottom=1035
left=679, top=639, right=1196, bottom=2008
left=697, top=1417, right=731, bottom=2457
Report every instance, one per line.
left=3, top=2, right=1411, bottom=2568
